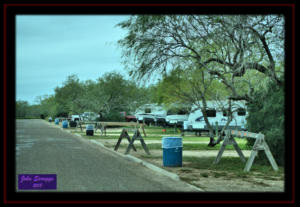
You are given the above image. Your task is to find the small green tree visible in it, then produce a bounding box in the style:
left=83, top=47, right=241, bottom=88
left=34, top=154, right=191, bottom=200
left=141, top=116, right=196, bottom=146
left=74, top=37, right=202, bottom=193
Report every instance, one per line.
left=54, top=74, right=85, bottom=116
left=83, top=72, right=151, bottom=117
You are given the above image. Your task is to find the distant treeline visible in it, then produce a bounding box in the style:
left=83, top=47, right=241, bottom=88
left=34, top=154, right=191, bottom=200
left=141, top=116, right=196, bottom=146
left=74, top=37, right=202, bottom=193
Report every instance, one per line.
left=16, top=72, right=161, bottom=120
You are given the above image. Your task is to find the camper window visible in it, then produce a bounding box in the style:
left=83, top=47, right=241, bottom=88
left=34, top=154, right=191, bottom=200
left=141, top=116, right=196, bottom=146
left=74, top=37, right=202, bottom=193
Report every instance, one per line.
left=237, top=108, right=246, bottom=116
left=178, top=109, right=189, bottom=115
left=167, top=109, right=174, bottom=115
left=223, top=110, right=229, bottom=116
left=195, top=116, right=204, bottom=122
left=206, top=110, right=216, bottom=117
left=167, top=108, right=189, bottom=115
left=145, top=108, right=151, bottom=113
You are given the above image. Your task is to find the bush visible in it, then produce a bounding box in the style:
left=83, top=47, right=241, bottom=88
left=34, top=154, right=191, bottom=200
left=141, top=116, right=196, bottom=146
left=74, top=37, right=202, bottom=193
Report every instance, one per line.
left=100, top=111, right=125, bottom=122
left=246, top=81, right=285, bottom=166
left=55, top=112, right=68, bottom=118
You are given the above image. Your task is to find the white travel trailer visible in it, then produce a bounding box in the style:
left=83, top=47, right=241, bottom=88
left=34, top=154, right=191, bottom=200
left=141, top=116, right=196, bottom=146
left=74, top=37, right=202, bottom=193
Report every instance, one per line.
left=166, top=114, right=189, bottom=126
left=165, top=104, right=191, bottom=127
left=165, top=110, right=189, bottom=127
left=134, top=104, right=167, bottom=125
left=186, top=100, right=247, bottom=135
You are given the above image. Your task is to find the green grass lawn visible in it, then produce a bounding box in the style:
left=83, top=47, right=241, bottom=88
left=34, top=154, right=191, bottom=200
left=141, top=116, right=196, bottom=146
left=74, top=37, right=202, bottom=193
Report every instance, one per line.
left=111, top=143, right=251, bottom=151
left=72, top=128, right=248, bottom=146
left=139, top=154, right=284, bottom=179
left=182, top=156, right=284, bottom=179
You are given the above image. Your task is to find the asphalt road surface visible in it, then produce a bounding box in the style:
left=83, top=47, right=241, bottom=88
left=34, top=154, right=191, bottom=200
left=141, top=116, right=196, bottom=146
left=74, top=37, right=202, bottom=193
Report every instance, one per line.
left=16, top=119, right=199, bottom=192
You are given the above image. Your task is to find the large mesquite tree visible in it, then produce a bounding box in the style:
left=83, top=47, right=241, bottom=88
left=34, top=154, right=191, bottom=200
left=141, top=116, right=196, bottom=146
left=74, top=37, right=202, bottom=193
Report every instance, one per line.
left=118, top=15, right=284, bottom=101
left=118, top=15, right=284, bottom=145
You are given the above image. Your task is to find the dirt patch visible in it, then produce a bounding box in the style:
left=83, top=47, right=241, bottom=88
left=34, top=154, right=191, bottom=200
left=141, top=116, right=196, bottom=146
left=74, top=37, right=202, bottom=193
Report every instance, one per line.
left=136, top=156, right=284, bottom=192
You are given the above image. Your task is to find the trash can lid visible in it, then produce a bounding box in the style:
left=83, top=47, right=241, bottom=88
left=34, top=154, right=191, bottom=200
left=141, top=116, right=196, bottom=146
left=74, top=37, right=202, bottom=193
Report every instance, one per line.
left=162, top=137, right=182, bottom=148
left=86, top=125, right=94, bottom=130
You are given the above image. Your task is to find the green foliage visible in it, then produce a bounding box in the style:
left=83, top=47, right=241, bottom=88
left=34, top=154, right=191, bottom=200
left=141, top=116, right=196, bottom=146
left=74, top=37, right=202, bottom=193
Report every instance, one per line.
left=16, top=100, right=42, bottom=118
left=16, top=100, right=29, bottom=118
left=183, top=156, right=283, bottom=176
left=246, top=81, right=285, bottom=166
left=100, top=111, right=125, bottom=122
left=54, top=74, right=84, bottom=116
left=17, top=72, right=152, bottom=120
left=151, top=66, right=231, bottom=111
left=118, top=15, right=284, bottom=84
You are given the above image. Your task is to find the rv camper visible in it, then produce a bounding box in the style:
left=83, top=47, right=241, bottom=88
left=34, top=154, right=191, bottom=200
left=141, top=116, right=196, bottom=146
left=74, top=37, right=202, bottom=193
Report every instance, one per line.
left=165, top=107, right=190, bottom=127
left=186, top=100, right=247, bottom=135
left=134, top=104, right=167, bottom=126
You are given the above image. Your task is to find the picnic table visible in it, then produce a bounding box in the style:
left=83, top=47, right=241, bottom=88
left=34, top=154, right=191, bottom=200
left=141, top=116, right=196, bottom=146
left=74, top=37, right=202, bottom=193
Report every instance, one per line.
left=98, top=122, right=146, bottom=137
left=77, top=121, right=147, bottom=137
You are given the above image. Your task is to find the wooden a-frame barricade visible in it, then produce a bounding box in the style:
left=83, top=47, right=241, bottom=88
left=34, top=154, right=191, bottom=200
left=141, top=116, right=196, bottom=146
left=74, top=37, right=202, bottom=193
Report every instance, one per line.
left=114, top=128, right=150, bottom=155
left=214, top=130, right=279, bottom=172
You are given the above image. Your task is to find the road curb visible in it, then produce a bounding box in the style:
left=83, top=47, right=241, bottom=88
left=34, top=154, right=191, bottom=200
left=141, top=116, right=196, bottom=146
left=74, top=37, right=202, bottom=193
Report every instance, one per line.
left=125, top=155, right=180, bottom=181
left=88, top=141, right=204, bottom=192
left=90, top=139, right=105, bottom=147
left=83, top=140, right=181, bottom=182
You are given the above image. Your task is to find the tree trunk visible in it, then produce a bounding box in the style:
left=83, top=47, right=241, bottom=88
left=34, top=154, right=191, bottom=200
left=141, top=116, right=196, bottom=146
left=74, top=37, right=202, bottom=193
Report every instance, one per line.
left=212, top=100, right=233, bottom=146
left=198, top=99, right=216, bottom=146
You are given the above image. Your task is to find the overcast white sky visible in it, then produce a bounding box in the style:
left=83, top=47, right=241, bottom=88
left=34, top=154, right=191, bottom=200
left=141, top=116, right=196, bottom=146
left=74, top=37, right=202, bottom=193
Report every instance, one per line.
left=16, top=15, right=130, bottom=104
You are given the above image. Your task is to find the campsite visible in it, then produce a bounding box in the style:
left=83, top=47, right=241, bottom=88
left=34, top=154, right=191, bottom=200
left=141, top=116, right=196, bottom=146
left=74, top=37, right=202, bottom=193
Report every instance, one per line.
left=15, top=14, right=287, bottom=193
left=46, top=119, right=284, bottom=192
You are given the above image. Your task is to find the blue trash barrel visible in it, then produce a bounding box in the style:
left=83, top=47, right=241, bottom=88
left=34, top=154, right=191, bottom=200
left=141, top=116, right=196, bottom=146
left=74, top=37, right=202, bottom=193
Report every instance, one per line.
left=162, top=137, right=182, bottom=167
left=86, top=124, right=94, bottom=136
left=62, top=120, right=68, bottom=128
left=55, top=118, right=59, bottom=125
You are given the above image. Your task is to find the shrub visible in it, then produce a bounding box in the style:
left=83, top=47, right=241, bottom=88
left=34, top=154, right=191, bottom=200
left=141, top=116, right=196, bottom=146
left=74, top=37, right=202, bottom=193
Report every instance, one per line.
left=55, top=112, right=68, bottom=118
left=100, top=111, right=125, bottom=122
left=246, top=80, right=285, bottom=166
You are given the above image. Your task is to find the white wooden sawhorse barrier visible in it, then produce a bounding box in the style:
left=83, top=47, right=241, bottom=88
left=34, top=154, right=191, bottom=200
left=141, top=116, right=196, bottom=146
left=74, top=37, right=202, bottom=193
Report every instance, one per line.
left=214, top=130, right=279, bottom=172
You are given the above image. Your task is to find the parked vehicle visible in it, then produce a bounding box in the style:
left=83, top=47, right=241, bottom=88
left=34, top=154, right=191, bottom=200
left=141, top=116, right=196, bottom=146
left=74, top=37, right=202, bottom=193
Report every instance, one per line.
left=81, top=112, right=100, bottom=121
left=125, top=115, right=137, bottom=122
left=135, top=113, right=155, bottom=125
left=71, top=115, right=81, bottom=122
left=187, top=100, right=247, bottom=135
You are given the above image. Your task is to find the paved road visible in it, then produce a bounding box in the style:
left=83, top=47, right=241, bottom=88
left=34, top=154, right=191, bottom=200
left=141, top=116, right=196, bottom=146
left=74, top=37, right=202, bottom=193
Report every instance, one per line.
left=16, top=119, right=199, bottom=192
